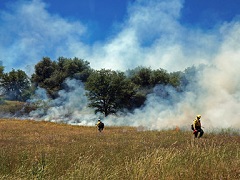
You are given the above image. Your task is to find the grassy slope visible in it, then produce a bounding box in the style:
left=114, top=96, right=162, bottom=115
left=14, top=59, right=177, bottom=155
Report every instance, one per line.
left=0, top=119, right=239, bottom=179
left=0, top=101, right=25, bottom=114
left=0, top=101, right=35, bottom=115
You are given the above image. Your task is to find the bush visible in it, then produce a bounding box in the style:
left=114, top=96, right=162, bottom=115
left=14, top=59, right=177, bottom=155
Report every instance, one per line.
left=0, top=97, right=5, bottom=105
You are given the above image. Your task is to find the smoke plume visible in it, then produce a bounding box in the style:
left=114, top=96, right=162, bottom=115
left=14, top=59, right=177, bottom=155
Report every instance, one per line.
left=1, top=0, right=240, bottom=131
left=29, top=79, right=96, bottom=126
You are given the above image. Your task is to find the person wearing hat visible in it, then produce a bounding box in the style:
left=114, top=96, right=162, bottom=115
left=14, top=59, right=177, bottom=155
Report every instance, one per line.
left=192, top=115, right=204, bottom=138
left=96, top=119, right=104, bottom=132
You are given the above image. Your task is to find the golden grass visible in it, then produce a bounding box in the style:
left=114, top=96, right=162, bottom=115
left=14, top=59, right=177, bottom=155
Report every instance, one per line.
left=0, top=118, right=239, bottom=179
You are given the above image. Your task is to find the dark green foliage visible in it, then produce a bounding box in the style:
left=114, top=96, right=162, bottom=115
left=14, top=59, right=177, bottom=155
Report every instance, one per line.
left=0, top=66, right=4, bottom=78
left=126, top=66, right=181, bottom=106
left=31, top=57, right=59, bottom=98
left=31, top=57, right=91, bottom=98
left=168, top=71, right=182, bottom=88
left=129, top=92, right=146, bottom=109
left=127, top=67, right=172, bottom=88
left=129, top=67, right=152, bottom=87
left=2, top=54, right=185, bottom=114
left=0, top=69, right=31, bottom=101
left=150, top=68, right=170, bottom=85
left=85, top=69, right=138, bottom=116
left=56, top=57, right=91, bottom=81
left=35, top=57, right=56, bottom=81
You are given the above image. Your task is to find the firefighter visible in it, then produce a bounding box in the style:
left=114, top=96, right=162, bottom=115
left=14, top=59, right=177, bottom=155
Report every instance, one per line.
left=96, top=119, right=104, bottom=132
left=192, top=115, right=204, bottom=138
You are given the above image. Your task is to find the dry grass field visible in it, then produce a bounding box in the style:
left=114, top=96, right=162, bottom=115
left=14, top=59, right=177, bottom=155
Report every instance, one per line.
left=0, top=118, right=239, bottom=179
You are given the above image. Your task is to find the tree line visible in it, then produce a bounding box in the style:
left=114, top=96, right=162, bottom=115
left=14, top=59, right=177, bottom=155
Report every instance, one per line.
left=0, top=57, right=198, bottom=116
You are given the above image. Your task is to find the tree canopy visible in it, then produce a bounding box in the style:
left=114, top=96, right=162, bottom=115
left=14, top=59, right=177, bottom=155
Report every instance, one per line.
left=85, top=69, right=138, bottom=116
left=0, top=56, right=191, bottom=116
left=0, top=68, right=31, bottom=101
left=31, top=57, right=92, bottom=98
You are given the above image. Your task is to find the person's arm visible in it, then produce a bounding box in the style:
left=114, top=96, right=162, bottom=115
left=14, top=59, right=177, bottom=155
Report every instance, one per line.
left=193, top=120, right=196, bottom=130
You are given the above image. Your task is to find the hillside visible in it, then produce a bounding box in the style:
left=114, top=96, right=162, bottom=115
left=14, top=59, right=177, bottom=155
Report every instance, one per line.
left=0, top=101, right=35, bottom=116
left=0, top=119, right=239, bottom=179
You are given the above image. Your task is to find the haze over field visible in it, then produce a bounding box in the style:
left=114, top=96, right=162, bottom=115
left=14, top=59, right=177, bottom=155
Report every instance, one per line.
left=1, top=0, right=240, bottom=130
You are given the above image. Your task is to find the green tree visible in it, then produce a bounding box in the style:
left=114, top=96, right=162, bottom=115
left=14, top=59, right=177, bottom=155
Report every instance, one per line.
left=150, top=68, right=170, bottom=86
left=32, top=57, right=91, bottom=98
left=0, top=66, right=4, bottom=78
left=169, top=71, right=182, bottom=88
left=126, top=67, right=175, bottom=107
left=31, top=57, right=57, bottom=97
left=0, top=69, right=31, bottom=101
left=59, top=57, right=90, bottom=79
left=129, top=67, right=152, bottom=87
left=128, top=67, right=171, bottom=88
left=85, top=69, right=137, bottom=116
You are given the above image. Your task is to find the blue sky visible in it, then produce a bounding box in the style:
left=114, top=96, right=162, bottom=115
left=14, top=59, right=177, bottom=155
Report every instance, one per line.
left=1, top=0, right=240, bottom=73
left=1, top=0, right=240, bottom=128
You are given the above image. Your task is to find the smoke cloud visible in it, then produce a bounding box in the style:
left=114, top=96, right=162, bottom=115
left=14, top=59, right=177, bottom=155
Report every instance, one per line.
left=107, top=21, right=240, bottom=130
left=1, top=0, right=240, bottom=131
left=29, top=79, right=96, bottom=125
left=1, top=0, right=219, bottom=72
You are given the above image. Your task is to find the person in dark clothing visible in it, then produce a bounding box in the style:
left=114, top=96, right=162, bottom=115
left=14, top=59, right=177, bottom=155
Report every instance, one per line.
left=192, top=115, right=204, bottom=138
left=96, top=119, right=104, bottom=132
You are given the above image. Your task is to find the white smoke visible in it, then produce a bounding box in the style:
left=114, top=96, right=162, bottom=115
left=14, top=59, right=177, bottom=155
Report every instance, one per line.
left=86, top=0, right=222, bottom=72
left=199, top=22, right=240, bottom=129
left=104, top=20, right=240, bottom=130
left=1, top=0, right=219, bottom=72
left=95, top=1, right=240, bottom=130
left=103, top=22, right=240, bottom=130
left=1, top=0, right=240, bottom=131
left=29, top=79, right=97, bottom=125
left=0, top=0, right=87, bottom=72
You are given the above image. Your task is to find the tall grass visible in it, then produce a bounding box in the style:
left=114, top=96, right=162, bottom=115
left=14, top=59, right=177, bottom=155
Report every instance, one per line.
left=0, top=119, right=239, bottom=179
